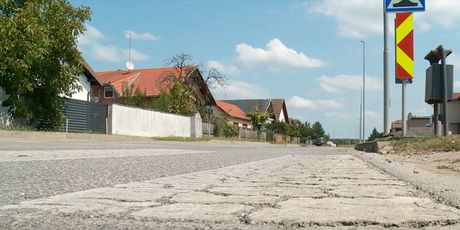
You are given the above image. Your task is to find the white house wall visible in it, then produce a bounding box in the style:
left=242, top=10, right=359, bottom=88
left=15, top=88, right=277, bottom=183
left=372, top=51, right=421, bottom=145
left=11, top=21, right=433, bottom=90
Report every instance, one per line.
left=0, top=87, right=13, bottom=128
left=447, top=101, right=460, bottom=123
left=278, top=108, right=286, bottom=122
left=110, top=104, right=202, bottom=138
left=71, top=74, right=91, bottom=101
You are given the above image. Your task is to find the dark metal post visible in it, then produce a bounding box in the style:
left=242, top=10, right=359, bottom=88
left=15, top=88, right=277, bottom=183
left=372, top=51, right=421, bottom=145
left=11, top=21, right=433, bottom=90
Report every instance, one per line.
left=440, top=46, right=449, bottom=136
left=383, top=0, right=390, bottom=135
left=433, top=103, right=439, bottom=136
left=424, top=45, right=453, bottom=137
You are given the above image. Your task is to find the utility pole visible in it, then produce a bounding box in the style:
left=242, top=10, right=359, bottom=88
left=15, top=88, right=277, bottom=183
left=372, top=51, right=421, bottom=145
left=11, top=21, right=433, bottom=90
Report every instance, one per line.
left=360, top=40, right=366, bottom=141
left=383, top=0, right=390, bottom=135
left=128, top=32, right=132, bottom=62
left=359, top=87, right=362, bottom=141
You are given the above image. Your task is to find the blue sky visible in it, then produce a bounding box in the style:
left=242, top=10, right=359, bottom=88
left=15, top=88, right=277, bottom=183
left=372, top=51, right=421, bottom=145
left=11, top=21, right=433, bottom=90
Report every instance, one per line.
left=72, top=0, right=460, bottom=138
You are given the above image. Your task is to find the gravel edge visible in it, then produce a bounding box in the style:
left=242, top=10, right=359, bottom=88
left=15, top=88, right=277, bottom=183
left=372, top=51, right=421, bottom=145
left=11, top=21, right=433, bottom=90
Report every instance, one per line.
left=351, top=150, right=460, bottom=209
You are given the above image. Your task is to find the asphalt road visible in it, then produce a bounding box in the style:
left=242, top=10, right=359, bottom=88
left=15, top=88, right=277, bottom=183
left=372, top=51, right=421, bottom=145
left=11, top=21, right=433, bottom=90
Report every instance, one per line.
left=0, top=139, right=337, bottom=207
left=2, top=138, right=459, bottom=229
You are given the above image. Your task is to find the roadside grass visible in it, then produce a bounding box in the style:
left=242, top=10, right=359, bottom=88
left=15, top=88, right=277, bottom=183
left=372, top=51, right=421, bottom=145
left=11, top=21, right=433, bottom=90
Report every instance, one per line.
left=151, top=136, right=213, bottom=142
left=152, top=136, right=270, bottom=143
left=391, top=136, right=460, bottom=154
left=336, top=144, right=356, bottom=148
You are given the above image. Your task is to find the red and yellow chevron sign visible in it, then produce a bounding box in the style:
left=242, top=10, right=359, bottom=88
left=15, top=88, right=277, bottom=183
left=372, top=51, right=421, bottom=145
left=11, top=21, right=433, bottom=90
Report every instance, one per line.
left=395, top=12, right=414, bottom=81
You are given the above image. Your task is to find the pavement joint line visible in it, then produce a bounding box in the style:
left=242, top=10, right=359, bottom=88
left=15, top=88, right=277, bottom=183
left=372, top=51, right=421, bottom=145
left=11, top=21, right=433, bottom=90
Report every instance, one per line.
left=3, top=153, right=460, bottom=228
left=352, top=150, right=460, bottom=210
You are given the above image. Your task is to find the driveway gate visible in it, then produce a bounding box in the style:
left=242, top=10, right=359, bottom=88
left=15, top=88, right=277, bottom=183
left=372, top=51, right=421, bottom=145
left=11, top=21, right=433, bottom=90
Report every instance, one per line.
left=63, top=99, right=107, bottom=134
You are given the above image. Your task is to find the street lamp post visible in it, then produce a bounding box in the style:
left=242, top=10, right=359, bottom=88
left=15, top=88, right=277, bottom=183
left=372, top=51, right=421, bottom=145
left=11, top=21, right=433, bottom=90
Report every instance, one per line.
left=383, top=0, right=390, bottom=135
left=359, top=87, right=363, bottom=141
left=360, top=40, right=366, bottom=142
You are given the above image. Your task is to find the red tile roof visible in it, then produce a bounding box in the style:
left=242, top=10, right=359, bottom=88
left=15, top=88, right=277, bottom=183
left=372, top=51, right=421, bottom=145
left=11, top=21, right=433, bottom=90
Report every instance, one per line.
left=391, top=120, right=402, bottom=129
left=96, top=67, right=193, bottom=97
left=452, top=92, right=460, bottom=101
left=216, top=100, right=250, bottom=121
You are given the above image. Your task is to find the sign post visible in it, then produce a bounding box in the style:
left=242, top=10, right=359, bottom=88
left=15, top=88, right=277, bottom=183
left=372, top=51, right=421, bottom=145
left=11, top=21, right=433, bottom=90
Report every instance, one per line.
left=386, top=0, right=425, bottom=137
left=402, top=80, right=407, bottom=136
left=383, top=1, right=390, bottom=135
left=396, top=12, right=414, bottom=136
left=386, top=0, right=425, bottom=12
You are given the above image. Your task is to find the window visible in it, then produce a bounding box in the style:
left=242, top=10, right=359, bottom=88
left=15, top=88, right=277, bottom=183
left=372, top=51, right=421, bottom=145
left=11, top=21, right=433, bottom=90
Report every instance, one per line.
left=104, top=86, right=114, bottom=98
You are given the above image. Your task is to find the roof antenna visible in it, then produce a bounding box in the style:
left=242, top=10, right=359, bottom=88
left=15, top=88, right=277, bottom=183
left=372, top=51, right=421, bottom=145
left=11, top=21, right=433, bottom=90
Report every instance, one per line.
left=125, top=32, right=134, bottom=70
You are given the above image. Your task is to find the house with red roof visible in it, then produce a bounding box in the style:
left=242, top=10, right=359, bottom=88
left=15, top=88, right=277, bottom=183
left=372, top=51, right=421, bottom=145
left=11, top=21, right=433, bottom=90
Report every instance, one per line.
left=222, top=99, right=289, bottom=124
left=214, top=100, right=252, bottom=129
left=443, top=92, right=460, bottom=134
left=91, top=66, right=217, bottom=115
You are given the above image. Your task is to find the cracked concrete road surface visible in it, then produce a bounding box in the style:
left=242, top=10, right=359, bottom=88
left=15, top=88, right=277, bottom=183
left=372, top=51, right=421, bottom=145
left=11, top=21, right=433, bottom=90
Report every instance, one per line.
left=1, top=139, right=460, bottom=229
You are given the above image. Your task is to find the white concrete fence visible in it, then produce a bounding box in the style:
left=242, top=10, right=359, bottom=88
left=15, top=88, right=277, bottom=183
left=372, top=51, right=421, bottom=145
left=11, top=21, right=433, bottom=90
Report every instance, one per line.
left=108, top=104, right=202, bottom=138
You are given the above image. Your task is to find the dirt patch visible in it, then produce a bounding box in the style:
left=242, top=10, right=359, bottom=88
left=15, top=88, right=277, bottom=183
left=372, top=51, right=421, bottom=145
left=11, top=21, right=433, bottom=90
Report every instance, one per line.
left=386, top=151, right=460, bottom=174
left=391, top=137, right=460, bottom=154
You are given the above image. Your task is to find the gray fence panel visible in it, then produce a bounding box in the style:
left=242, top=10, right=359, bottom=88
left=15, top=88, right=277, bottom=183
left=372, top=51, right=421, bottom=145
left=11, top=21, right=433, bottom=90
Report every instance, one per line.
left=63, top=99, right=107, bottom=134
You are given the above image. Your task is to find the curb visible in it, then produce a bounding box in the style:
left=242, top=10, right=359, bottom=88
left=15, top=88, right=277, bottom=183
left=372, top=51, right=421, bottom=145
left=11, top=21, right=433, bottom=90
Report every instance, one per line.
left=352, top=150, right=460, bottom=209
left=355, top=141, right=392, bottom=154
left=0, top=130, right=153, bottom=142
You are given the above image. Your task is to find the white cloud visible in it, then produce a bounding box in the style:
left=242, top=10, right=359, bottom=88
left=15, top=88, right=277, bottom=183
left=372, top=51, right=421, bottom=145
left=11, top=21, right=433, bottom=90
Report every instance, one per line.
left=78, top=25, right=151, bottom=63
left=449, top=54, right=460, bottom=91
left=309, top=0, right=460, bottom=38
left=325, top=112, right=352, bottom=120
left=124, top=31, right=158, bottom=41
left=287, top=96, right=343, bottom=110
left=92, top=44, right=150, bottom=62
left=291, top=114, right=306, bottom=121
left=418, top=1, right=460, bottom=28
left=78, top=25, right=104, bottom=45
left=318, top=74, right=382, bottom=93
left=127, top=49, right=150, bottom=61
left=309, top=0, right=383, bottom=38
left=412, top=107, right=430, bottom=115
left=236, top=38, right=325, bottom=69
left=207, top=60, right=240, bottom=75
left=455, top=81, right=460, bottom=90
left=212, top=80, right=270, bottom=100
left=91, top=44, right=121, bottom=62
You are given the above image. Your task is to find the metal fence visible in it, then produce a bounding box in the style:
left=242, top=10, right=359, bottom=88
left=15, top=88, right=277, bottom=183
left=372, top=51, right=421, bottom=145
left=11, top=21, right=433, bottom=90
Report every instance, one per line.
left=62, top=99, right=107, bottom=134
left=201, top=121, right=276, bottom=141
left=202, top=121, right=215, bottom=136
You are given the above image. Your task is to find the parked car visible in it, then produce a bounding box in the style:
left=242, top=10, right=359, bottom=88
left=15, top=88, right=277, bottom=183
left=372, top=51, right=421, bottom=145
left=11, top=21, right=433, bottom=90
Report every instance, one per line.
left=313, top=138, right=325, bottom=146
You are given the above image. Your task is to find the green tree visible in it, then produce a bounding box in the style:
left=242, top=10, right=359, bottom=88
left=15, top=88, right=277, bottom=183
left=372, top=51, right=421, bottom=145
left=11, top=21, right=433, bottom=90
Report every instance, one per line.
left=247, top=106, right=269, bottom=134
left=0, top=0, right=91, bottom=130
left=118, top=83, right=146, bottom=108
left=300, top=122, right=313, bottom=141
left=266, top=120, right=288, bottom=135
left=153, top=82, right=195, bottom=116
left=155, top=53, right=226, bottom=117
left=287, top=124, right=300, bottom=137
left=311, top=121, right=326, bottom=140
left=368, top=127, right=384, bottom=141
left=222, top=123, right=238, bottom=137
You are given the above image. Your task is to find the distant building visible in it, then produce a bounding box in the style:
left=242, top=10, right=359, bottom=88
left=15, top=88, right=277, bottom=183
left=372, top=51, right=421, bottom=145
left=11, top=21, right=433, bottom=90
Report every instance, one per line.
left=391, top=113, right=432, bottom=137
left=93, top=67, right=217, bottom=114
left=214, top=100, right=252, bottom=129
left=441, top=92, right=460, bottom=134
left=222, top=99, right=289, bottom=124
left=71, top=60, right=102, bottom=101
